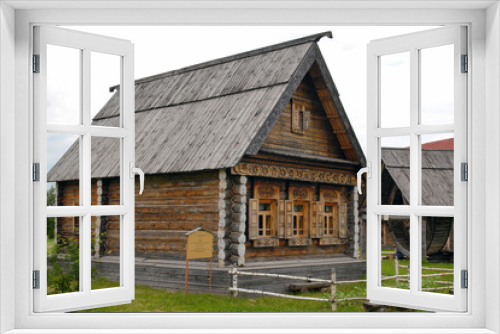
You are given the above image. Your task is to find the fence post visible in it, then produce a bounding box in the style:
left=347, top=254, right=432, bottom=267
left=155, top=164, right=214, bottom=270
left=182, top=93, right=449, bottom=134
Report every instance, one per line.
left=331, top=269, right=337, bottom=312
left=231, top=267, right=238, bottom=298
left=394, top=245, right=399, bottom=284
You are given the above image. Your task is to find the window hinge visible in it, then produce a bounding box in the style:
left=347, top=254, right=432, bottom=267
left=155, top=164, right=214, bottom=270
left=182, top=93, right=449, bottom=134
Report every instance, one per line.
left=461, top=162, right=468, bottom=181
left=461, top=54, right=468, bottom=73
left=461, top=270, right=468, bottom=289
left=33, top=270, right=40, bottom=289
left=33, top=54, right=40, bottom=73
left=33, top=163, right=40, bottom=182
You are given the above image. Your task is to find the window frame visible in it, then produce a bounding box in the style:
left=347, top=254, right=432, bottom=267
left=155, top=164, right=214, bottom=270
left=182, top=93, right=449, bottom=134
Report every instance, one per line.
left=323, top=202, right=339, bottom=237
left=1, top=2, right=496, bottom=333
left=257, top=199, right=276, bottom=238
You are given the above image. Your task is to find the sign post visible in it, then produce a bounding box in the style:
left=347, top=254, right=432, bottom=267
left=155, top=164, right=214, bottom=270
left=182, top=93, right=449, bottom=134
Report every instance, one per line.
left=185, top=228, right=214, bottom=295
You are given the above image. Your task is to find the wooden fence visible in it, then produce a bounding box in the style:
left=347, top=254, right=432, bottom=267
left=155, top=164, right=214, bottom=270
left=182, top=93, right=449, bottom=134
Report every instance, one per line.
left=228, top=253, right=454, bottom=311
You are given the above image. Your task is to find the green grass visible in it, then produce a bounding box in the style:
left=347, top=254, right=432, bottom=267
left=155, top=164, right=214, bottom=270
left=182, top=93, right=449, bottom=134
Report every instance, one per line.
left=75, top=258, right=453, bottom=313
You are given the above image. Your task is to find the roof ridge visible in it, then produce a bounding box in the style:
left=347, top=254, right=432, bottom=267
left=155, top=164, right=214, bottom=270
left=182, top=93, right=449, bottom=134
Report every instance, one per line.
left=109, top=31, right=332, bottom=91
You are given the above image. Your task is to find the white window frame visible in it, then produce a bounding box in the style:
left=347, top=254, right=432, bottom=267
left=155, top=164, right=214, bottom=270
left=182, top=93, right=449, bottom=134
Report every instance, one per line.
left=366, top=26, right=467, bottom=312
left=33, top=25, right=135, bottom=313
left=0, top=1, right=498, bottom=333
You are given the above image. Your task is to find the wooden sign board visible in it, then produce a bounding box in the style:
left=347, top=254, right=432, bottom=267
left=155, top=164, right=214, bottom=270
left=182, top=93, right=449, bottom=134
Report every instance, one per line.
left=186, top=231, right=213, bottom=260
left=185, top=229, right=214, bottom=295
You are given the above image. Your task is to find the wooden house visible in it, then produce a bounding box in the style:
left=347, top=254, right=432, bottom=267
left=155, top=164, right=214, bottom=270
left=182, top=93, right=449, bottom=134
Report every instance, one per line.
left=381, top=139, right=454, bottom=257
left=48, top=31, right=366, bottom=269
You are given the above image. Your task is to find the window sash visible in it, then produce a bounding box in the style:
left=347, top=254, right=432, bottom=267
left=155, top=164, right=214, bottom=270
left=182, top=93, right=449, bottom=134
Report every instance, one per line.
left=366, top=26, right=467, bottom=312
left=32, top=26, right=135, bottom=313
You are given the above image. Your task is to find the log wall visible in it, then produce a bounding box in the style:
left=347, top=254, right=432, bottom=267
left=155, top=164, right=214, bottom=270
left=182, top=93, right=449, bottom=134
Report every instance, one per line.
left=261, top=73, right=345, bottom=160
left=56, top=170, right=221, bottom=259
left=243, top=177, right=354, bottom=262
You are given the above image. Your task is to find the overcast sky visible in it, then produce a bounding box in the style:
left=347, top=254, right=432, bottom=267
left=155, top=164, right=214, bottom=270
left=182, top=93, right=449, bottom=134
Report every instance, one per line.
left=47, top=25, right=454, bottom=173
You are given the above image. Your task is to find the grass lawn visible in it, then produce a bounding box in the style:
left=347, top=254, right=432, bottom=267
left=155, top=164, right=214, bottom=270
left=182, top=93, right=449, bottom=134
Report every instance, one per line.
left=77, top=258, right=452, bottom=313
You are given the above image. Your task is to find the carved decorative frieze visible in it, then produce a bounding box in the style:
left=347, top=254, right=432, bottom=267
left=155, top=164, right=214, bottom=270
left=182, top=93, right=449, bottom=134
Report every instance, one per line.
left=232, top=162, right=356, bottom=186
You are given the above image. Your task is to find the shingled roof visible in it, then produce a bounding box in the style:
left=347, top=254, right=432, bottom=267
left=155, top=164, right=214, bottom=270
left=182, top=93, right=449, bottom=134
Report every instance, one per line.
left=381, top=148, right=453, bottom=206
left=48, top=31, right=365, bottom=182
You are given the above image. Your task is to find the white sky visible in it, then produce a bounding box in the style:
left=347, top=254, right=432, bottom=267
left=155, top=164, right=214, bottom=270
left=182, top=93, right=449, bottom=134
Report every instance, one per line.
left=47, top=25, right=454, bottom=172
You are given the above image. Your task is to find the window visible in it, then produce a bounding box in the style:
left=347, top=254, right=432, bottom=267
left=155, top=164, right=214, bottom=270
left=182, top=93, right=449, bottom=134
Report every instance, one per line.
left=258, top=200, right=275, bottom=237
left=323, top=203, right=338, bottom=237
left=291, top=99, right=311, bottom=134
left=365, top=26, right=467, bottom=312
left=32, top=26, right=139, bottom=312
left=292, top=202, right=308, bottom=237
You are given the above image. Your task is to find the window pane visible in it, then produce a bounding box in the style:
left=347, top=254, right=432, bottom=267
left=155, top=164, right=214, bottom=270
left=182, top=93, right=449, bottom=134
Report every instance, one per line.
left=421, top=133, right=454, bottom=206
left=420, top=45, right=454, bottom=125
left=46, top=44, right=81, bottom=125
left=380, top=52, right=410, bottom=128
left=293, top=204, right=304, bottom=212
left=381, top=215, right=410, bottom=290
left=48, top=216, right=81, bottom=295
left=259, top=203, right=270, bottom=211
left=420, top=216, right=454, bottom=295
left=47, top=133, right=80, bottom=206
left=91, top=52, right=121, bottom=125
left=381, top=136, right=410, bottom=205
left=91, top=137, right=121, bottom=205
left=92, top=215, right=121, bottom=290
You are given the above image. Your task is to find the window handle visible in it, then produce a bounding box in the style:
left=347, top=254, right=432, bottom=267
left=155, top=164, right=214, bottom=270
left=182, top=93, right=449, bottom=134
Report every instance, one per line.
left=357, top=162, right=371, bottom=195
left=129, top=162, right=145, bottom=195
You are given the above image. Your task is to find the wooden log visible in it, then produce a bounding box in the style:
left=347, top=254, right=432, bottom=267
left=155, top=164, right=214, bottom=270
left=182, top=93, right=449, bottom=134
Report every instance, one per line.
left=231, top=222, right=245, bottom=233
left=232, top=204, right=246, bottom=214
left=232, top=184, right=247, bottom=196
left=288, top=282, right=330, bottom=293
left=218, top=199, right=226, bottom=210
left=234, top=175, right=248, bottom=184
left=230, top=232, right=246, bottom=244
left=218, top=218, right=233, bottom=228
left=219, top=169, right=227, bottom=181
left=229, top=243, right=245, bottom=256
left=231, top=195, right=247, bottom=204
left=218, top=249, right=232, bottom=261
left=219, top=238, right=232, bottom=250
left=231, top=212, right=246, bottom=223
left=217, top=228, right=231, bottom=238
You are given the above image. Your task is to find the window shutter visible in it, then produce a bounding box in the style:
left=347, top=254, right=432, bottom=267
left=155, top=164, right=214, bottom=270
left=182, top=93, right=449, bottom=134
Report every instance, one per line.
left=310, top=202, right=317, bottom=238
left=339, top=201, right=348, bottom=238
left=278, top=200, right=286, bottom=238
left=317, top=201, right=325, bottom=238
left=284, top=200, right=294, bottom=238
left=248, top=199, right=259, bottom=240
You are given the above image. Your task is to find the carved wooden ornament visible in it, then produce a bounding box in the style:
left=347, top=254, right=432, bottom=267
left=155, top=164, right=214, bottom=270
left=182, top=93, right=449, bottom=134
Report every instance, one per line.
left=232, top=162, right=357, bottom=186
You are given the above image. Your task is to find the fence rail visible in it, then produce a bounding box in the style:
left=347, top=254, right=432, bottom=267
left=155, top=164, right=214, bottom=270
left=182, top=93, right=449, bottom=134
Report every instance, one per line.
left=228, top=251, right=454, bottom=311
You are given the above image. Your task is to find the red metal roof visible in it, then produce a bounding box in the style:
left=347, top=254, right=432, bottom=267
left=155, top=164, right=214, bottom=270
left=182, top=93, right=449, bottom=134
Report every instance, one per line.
left=421, top=138, right=454, bottom=150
